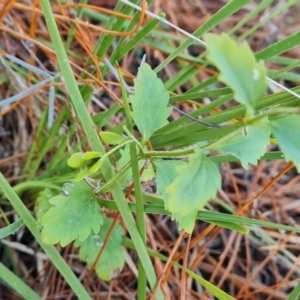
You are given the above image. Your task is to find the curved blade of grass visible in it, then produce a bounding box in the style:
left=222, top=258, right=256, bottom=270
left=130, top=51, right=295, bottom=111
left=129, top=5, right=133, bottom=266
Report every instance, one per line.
left=40, top=2, right=162, bottom=298
left=208, top=220, right=249, bottom=234
left=0, top=218, right=23, bottom=239
left=0, top=262, right=42, bottom=300
left=0, top=172, right=92, bottom=300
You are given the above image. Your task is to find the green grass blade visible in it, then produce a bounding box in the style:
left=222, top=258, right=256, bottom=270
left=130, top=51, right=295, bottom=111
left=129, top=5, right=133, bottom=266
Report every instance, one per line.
left=256, top=31, right=300, bottom=60
left=287, top=282, right=300, bottom=300
left=0, top=218, right=23, bottom=239
left=0, top=262, right=42, bottom=300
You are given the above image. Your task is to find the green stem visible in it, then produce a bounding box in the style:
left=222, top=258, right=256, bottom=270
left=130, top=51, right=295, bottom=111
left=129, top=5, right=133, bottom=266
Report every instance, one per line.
left=143, top=147, right=195, bottom=158
left=118, top=68, right=147, bottom=299
left=123, top=125, right=144, bottom=152
left=100, top=139, right=134, bottom=160
left=96, top=162, right=132, bottom=193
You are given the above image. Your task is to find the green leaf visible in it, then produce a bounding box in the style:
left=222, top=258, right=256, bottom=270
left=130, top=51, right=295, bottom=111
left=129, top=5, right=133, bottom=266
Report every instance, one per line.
left=270, top=114, right=300, bottom=172
left=39, top=181, right=103, bottom=246
left=75, top=218, right=125, bottom=281
left=209, top=124, right=270, bottom=169
left=204, top=33, right=267, bottom=113
left=83, top=151, right=102, bottom=160
left=153, top=159, right=186, bottom=208
left=34, top=188, right=57, bottom=222
left=89, top=158, right=103, bottom=174
left=130, top=63, right=172, bottom=144
left=208, top=220, right=249, bottom=234
left=74, top=168, right=92, bottom=181
left=100, top=132, right=126, bottom=145
left=0, top=219, right=23, bottom=239
left=186, top=270, right=235, bottom=300
left=67, top=153, right=89, bottom=169
left=117, top=145, right=155, bottom=187
left=166, top=151, right=221, bottom=233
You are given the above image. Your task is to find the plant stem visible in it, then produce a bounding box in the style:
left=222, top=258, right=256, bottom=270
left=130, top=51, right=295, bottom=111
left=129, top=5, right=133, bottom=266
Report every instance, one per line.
left=97, top=162, right=132, bottom=193
left=118, top=68, right=147, bottom=299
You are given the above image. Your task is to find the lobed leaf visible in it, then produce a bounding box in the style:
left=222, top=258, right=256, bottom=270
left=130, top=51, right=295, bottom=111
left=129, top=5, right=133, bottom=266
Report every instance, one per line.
left=35, top=188, right=57, bottom=222
left=130, top=63, right=172, bottom=144
left=39, top=181, right=103, bottom=246
left=166, top=150, right=221, bottom=233
left=209, top=124, right=270, bottom=169
left=75, top=218, right=125, bottom=281
left=153, top=159, right=186, bottom=209
left=270, top=114, right=300, bottom=172
left=204, top=33, right=267, bottom=113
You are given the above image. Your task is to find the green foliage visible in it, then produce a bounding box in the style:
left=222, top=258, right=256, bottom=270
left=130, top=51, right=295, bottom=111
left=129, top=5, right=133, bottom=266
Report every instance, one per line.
left=10, top=1, right=300, bottom=297
left=68, top=152, right=103, bottom=180
left=165, top=151, right=221, bottom=233
left=35, top=188, right=57, bottom=221
left=100, top=131, right=126, bottom=145
left=74, top=168, right=93, bottom=181
left=89, top=158, right=103, bottom=174
left=186, top=269, right=235, bottom=300
left=204, top=33, right=268, bottom=113
left=117, top=145, right=155, bottom=187
left=67, top=153, right=91, bottom=169
left=208, top=220, right=249, bottom=234
left=75, top=218, right=125, bottom=281
left=130, top=63, right=172, bottom=144
left=83, top=151, right=102, bottom=160
left=209, top=124, right=270, bottom=169
left=270, top=114, right=300, bottom=172
left=0, top=219, right=23, bottom=239
left=153, top=159, right=186, bottom=206
left=39, top=181, right=103, bottom=246
left=67, top=152, right=101, bottom=169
